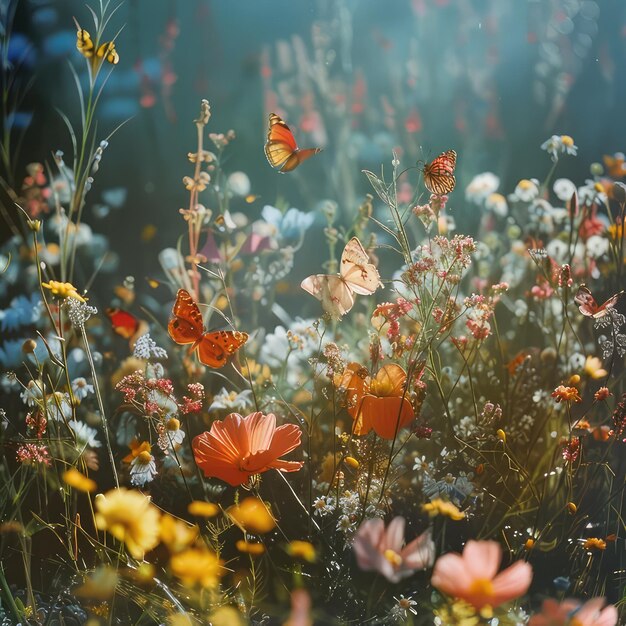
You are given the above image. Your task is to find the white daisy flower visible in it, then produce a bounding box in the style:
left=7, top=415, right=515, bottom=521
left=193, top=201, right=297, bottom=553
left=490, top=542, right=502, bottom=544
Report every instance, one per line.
left=208, top=387, right=254, bottom=412
left=511, top=178, right=540, bottom=202
left=586, top=235, right=609, bottom=259
left=69, top=419, right=101, bottom=448
left=465, top=172, right=500, bottom=203
left=130, top=451, right=157, bottom=487
left=21, top=380, right=45, bottom=406
left=71, top=377, right=94, bottom=401
left=553, top=177, right=577, bottom=201
left=46, top=392, right=73, bottom=421
left=164, top=417, right=185, bottom=447
left=484, top=192, right=508, bottom=217
left=541, top=134, right=577, bottom=161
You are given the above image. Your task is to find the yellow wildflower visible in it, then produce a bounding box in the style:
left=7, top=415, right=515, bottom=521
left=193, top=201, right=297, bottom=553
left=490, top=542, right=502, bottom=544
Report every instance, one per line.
left=344, top=456, right=359, bottom=469
left=62, top=467, right=97, bottom=493
left=41, top=280, right=86, bottom=302
left=169, top=547, right=222, bottom=588
left=95, top=488, right=161, bottom=559
left=235, top=540, right=266, bottom=556
left=286, top=540, right=316, bottom=562
left=228, top=497, right=276, bottom=534
left=583, top=537, right=606, bottom=551
left=584, top=356, right=608, bottom=380
left=421, top=498, right=465, bottom=521
left=187, top=500, right=219, bottom=518
left=159, top=514, right=198, bottom=553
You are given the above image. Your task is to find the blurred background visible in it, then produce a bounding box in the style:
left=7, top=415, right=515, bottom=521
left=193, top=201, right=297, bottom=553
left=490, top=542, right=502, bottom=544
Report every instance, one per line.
left=3, top=0, right=626, bottom=275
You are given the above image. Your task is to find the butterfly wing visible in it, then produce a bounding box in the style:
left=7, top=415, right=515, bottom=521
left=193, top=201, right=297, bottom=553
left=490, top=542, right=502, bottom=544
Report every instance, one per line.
left=106, top=308, right=140, bottom=340
left=574, top=285, right=598, bottom=317
left=340, top=237, right=382, bottom=296
left=168, top=289, right=205, bottom=345
left=423, top=149, right=457, bottom=195
left=265, top=113, right=297, bottom=170
left=264, top=113, right=321, bottom=172
left=301, top=274, right=355, bottom=319
left=196, top=330, right=249, bottom=368
left=596, top=291, right=624, bottom=318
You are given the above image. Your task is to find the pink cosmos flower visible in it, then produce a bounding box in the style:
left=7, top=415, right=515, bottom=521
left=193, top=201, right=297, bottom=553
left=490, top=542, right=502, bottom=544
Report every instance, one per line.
left=431, top=540, right=532, bottom=610
left=529, top=597, right=618, bottom=626
left=353, top=517, right=434, bottom=583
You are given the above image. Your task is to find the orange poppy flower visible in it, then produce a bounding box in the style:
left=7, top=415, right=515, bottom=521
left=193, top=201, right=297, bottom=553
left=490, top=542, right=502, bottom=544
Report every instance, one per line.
left=192, top=412, right=303, bottom=486
left=338, top=363, right=415, bottom=439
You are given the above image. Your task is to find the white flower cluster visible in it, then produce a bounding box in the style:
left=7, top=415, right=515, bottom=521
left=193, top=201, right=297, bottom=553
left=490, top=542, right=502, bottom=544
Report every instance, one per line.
left=133, top=333, right=168, bottom=360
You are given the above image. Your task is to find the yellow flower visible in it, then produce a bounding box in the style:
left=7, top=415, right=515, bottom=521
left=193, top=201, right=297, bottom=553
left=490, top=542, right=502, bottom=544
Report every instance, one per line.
left=608, top=222, right=623, bottom=240
left=421, top=498, right=465, bottom=521
left=496, top=429, right=506, bottom=444
left=240, top=360, right=272, bottom=386
left=583, top=537, right=606, bottom=551
left=286, top=540, right=316, bottom=562
left=560, top=135, right=575, bottom=147
left=187, top=500, right=219, bottom=518
left=584, top=356, right=608, bottom=380
left=41, top=280, right=86, bottom=302
left=169, top=547, right=222, bottom=588
left=235, top=540, right=266, bottom=556
left=207, top=607, right=245, bottom=626
left=159, top=514, right=198, bottom=553
left=95, top=488, right=161, bottom=559
left=62, top=467, right=97, bottom=493
left=228, top=497, right=276, bottom=534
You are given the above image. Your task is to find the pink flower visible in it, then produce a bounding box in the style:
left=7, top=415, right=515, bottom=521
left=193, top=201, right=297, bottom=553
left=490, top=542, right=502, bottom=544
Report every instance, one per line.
left=431, top=540, right=532, bottom=610
left=528, top=599, right=581, bottom=626
left=529, top=597, right=618, bottom=626
left=573, top=598, right=619, bottom=626
left=353, top=517, right=434, bottom=583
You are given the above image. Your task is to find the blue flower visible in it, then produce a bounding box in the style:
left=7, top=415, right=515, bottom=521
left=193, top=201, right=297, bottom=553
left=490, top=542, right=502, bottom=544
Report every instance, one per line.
left=0, top=339, right=26, bottom=368
left=261, top=205, right=314, bottom=243
left=0, top=293, right=42, bottom=332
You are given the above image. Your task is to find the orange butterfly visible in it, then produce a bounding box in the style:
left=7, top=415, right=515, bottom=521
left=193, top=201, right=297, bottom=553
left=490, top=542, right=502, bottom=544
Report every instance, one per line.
left=168, top=289, right=248, bottom=368
left=301, top=237, right=382, bottom=319
left=264, top=113, right=321, bottom=173
left=422, top=149, right=457, bottom=195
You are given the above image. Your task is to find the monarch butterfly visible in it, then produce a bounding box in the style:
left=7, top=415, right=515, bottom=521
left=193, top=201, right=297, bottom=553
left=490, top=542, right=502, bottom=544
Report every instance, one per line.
left=264, top=113, right=321, bottom=173
left=421, top=149, right=457, bottom=195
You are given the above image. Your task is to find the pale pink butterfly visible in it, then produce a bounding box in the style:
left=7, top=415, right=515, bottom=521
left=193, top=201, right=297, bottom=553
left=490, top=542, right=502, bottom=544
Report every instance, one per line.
left=301, top=237, right=382, bottom=319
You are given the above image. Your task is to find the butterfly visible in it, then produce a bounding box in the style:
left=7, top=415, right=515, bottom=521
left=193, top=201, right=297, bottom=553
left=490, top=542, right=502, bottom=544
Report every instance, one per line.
left=421, top=149, right=457, bottom=195
left=168, top=289, right=248, bottom=368
left=106, top=308, right=145, bottom=340
left=301, top=237, right=382, bottom=319
left=574, top=285, right=624, bottom=319
left=264, top=113, right=321, bottom=173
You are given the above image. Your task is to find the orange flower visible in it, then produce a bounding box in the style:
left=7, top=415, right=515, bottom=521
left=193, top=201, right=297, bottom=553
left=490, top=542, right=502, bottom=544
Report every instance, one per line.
left=354, top=364, right=415, bottom=439
left=551, top=385, right=582, bottom=404
left=192, top=412, right=303, bottom=486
